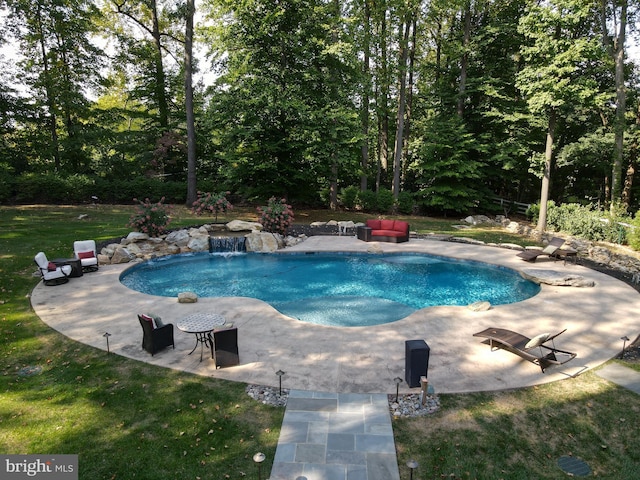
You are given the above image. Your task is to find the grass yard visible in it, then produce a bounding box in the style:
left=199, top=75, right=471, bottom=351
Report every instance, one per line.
left=1, top=204, right=640, bottom=479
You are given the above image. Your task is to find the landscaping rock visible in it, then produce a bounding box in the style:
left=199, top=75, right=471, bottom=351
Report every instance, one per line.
left=520, top=268, right=595, bottom=287
left=165, top=229, right=190, bottom=247
left=226, top=220, right=263, bottom=232
left=468, top=301, right=491, bottom=311
left=245, top=232, right=280, bottom=252
left=178, top=292, right=198, bottom=303
left=111, top=247, right=133, bottom=264
left=124, top=232, right=149, bottom=243
left=187, top=236, right=210, bottom=252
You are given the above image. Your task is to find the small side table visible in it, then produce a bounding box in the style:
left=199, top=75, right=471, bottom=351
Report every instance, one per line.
left=356, top=226, right=372, bottom=242
left=177, top=313, right=226, bottom=362
left=52, top=258, right=83, bottom=278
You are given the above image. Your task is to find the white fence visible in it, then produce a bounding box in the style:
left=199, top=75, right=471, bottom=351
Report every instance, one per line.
left=493, top=197, right=530, bottom=216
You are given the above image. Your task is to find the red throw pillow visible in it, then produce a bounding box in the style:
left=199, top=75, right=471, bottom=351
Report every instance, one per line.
left=140, top=314, right=156, bottom=329
left=393, top=220, right=409, bottom=232
left=366, top=219, right=381, bottom=229
left=380, top=219, right=395, bottom=230
left=47, top=262, right=57, bottom=271
left=78, top=251, right=95, bottom=259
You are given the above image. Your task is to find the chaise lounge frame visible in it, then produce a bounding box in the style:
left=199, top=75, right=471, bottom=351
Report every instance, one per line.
left=517, top=236, right=565, bottom=262
left=473, top=327, right=577, bottom=373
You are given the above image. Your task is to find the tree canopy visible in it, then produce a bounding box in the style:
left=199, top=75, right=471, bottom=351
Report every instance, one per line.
left=1, top=0, right=639, bottom=218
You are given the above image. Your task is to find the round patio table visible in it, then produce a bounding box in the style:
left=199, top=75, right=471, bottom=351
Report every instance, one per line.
left=176, top=313, right=226, bottom=362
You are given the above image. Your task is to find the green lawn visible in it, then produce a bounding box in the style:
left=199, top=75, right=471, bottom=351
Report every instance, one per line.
left=1, top=205, right=639, bottom=479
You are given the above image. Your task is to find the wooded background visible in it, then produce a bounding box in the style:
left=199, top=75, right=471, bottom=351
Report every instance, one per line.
left=1, top=0, right=638, bottom=222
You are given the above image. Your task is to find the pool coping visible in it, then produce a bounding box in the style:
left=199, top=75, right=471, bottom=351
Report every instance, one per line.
left=30, top=235, right=640, bottom=394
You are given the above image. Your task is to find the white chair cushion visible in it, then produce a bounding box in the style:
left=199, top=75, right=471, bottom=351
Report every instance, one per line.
left=42, top=264, right=71, bottom=280
left=525, top=333, right=550, bottom=350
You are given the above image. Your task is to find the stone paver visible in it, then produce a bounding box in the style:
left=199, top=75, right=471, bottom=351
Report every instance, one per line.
left=595, top=363, right=640, bottom=395
left=270, top=390, right=399, bottom=480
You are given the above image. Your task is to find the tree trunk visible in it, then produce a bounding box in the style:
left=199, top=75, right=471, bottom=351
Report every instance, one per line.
left=601, top=0, right=627, bottom=210
left=35, top=3, right=60, bottom=171
left=185, top=0, right=197, bottom=206
left=376, top=4, right=389, bottom=192
left=621, top=102, right=639, bottom=208
left=360, top=0, right=372, bottom=192
left=402, top=13, right=417, bottom=188
left=537, top=109, right=556, bottom=234
left=457, top=3, right=471, bottom=118
left=392, top=16, right=411, bottom=200
left=150, top=0, right=169, bottom=129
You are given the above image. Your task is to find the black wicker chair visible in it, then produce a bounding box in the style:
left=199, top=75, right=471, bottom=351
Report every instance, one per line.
left=138, top=314, right=175, bottom=356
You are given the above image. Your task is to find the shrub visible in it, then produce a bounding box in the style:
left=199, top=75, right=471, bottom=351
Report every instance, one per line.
left=191, top=191, right=233, bottom=221
left=545, top=202, right=629, bottom=243
left=127, top=197, right=172, bottom=237
left=356, top=189, right=377, bottom=212
left=339, top=186, right=359, bottom=210
left=628, top=212, right=640, bottom=250
left=396, top=191, right=415, bottom=215
left=0, top=165, right=16, bottom=203
left=257, top=197, right=294, bottom=236
left=376, top=188, right=395, bottom=213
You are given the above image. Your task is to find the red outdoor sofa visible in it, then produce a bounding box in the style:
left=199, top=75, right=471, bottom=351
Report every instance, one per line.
left=357, top=219, right=410, bottom=243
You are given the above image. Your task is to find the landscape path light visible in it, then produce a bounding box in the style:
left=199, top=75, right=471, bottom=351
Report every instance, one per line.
left=253, top=452, right=266, bottom=480
left=394, top=376, right=403, bottom=402
left=103, top=332, right=112, bottom=353
left=620, top=335, right=630, bottom=359
left=407, top=459, right=418, bottom=480
left=276, top=369, right=285, bottom=396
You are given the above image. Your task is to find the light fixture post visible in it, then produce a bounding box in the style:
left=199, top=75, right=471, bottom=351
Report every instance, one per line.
left=406, top=459, right=418, bottom=480
left=620, top=336, right=630, bottom=359
left=253, top=452, right=266, bottom=480
left=394, top=377, right=403, bottom=403
left=103, top=332, right=112, bottom=353
left=275, top=370, right=285, bottom=396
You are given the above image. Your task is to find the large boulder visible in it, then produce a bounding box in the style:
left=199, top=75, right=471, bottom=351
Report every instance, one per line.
left=189, top=226, right=209, bottom=237
left=226, top=220, right=263, bottom=232
left=124, top=232, right=149, bottom=244
left=245, top=232, right=280, bottom=252
left=111, top=247, right=133, bottom=264
left=165, top=229, right=190, bottom=247
left=187, top=236, right=210, bottom=252
left=520, top=268, right=595, bottom=287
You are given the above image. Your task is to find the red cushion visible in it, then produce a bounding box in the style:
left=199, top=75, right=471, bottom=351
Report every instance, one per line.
left=78, top=250, right=95, bottom=259
left=372, top=230, right=404, bottom=237
left=393, top=220, right=409, bottom=233
left=366, top=219, right=381, bottom=229
left=140, top=314, right=155, bottom=329
left=47, top=262, right=57, bottom=271
left=380, top=219, right=395, bottom=230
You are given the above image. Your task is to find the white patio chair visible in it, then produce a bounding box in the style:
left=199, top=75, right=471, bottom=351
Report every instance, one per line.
left=34, top=252, right=72, bottom=286
left=73, top=240, right=99, bottom=272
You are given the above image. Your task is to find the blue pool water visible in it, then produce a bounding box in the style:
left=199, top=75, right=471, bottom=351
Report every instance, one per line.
left=119, top=252, right=540, bottom=327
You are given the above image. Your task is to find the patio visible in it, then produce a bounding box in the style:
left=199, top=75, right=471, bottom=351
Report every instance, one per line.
left=30, top=235, right=640, bottom=394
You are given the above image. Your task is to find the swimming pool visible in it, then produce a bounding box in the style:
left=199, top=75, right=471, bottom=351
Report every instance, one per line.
left=119, top=252, right=540, bottom=327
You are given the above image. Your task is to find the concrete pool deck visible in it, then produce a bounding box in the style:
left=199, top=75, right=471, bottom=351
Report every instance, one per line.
left=31, top=235, right=640, bottom=394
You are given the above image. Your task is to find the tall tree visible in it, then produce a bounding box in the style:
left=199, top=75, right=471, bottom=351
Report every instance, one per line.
left=600, top=0, right=630, bottom=210
left=391, top=1, right=417, bottom=200
left=185, top=0, right=197, bottom=205
left=204, top=0, right=359, bottom=203
left=4, top=0, right=105, bottom=172
left=110, top=0, right=173, bottom=130
left=517, top=0, right=604, bottom=232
